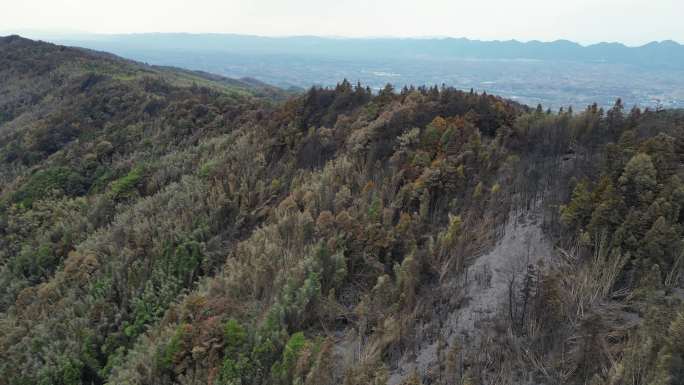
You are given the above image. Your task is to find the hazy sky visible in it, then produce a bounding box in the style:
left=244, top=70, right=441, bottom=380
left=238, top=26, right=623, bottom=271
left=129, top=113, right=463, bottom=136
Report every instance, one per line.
left=3, top=0, right=682, bottom=45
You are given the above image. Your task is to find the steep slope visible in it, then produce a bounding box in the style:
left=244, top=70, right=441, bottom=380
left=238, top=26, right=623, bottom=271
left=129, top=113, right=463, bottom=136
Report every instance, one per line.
left=0, top=35, right=287, bottom=384
left=389, top=205, right=554, bottom=385
left=2, top=37, right=684, bottom=385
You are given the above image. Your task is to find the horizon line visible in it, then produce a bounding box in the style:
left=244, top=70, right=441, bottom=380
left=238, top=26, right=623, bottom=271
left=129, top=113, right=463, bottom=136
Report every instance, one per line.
left=2, top=29, right=681, bottom=48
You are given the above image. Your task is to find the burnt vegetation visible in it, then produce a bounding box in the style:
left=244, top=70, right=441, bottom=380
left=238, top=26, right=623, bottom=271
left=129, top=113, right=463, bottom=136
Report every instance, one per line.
left=1, top=36, right=684, bottom=385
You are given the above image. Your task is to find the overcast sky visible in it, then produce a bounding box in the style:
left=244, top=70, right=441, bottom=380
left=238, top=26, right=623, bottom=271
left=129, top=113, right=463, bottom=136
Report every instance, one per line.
left=2, top=0, right=682, bottom=46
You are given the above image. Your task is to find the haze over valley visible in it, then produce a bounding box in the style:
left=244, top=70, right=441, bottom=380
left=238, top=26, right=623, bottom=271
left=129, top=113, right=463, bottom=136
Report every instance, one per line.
left=37, top=33, right=684, bottom=110
left=3, top=1, right=684, bottom=384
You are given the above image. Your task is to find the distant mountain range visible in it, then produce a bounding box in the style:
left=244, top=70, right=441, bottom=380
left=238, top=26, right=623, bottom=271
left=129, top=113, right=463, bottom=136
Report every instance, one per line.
left=3, top=36, right=684, bottom=385
left=11, top=33, right=684, bottom=109
left=45, top=33, right=684, bottom=69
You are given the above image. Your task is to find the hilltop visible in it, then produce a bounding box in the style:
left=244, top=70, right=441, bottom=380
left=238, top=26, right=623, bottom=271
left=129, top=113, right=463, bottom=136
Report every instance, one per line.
left=1, top=37, right=684, bottom=385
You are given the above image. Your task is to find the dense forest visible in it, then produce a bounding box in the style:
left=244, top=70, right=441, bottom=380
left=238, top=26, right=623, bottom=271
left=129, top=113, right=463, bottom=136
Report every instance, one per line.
left=1, top=35, right=684, bottom=385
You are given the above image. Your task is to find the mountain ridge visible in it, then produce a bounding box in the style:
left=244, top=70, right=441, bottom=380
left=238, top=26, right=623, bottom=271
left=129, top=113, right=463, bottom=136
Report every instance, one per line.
left=43, top=33, right=684, bottom=68
left=28, top=32, right=684, bottom=110
left=2, top=36, right=684, bottom=385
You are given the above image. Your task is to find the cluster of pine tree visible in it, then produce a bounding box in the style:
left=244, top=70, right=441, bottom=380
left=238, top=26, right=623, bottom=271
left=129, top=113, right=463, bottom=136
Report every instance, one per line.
left=1, top=36, right=683, bottom=385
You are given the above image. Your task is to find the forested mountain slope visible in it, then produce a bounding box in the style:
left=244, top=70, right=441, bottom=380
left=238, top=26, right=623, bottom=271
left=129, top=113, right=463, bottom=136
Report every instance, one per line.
left=1, top=36, right=684, bottom=385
